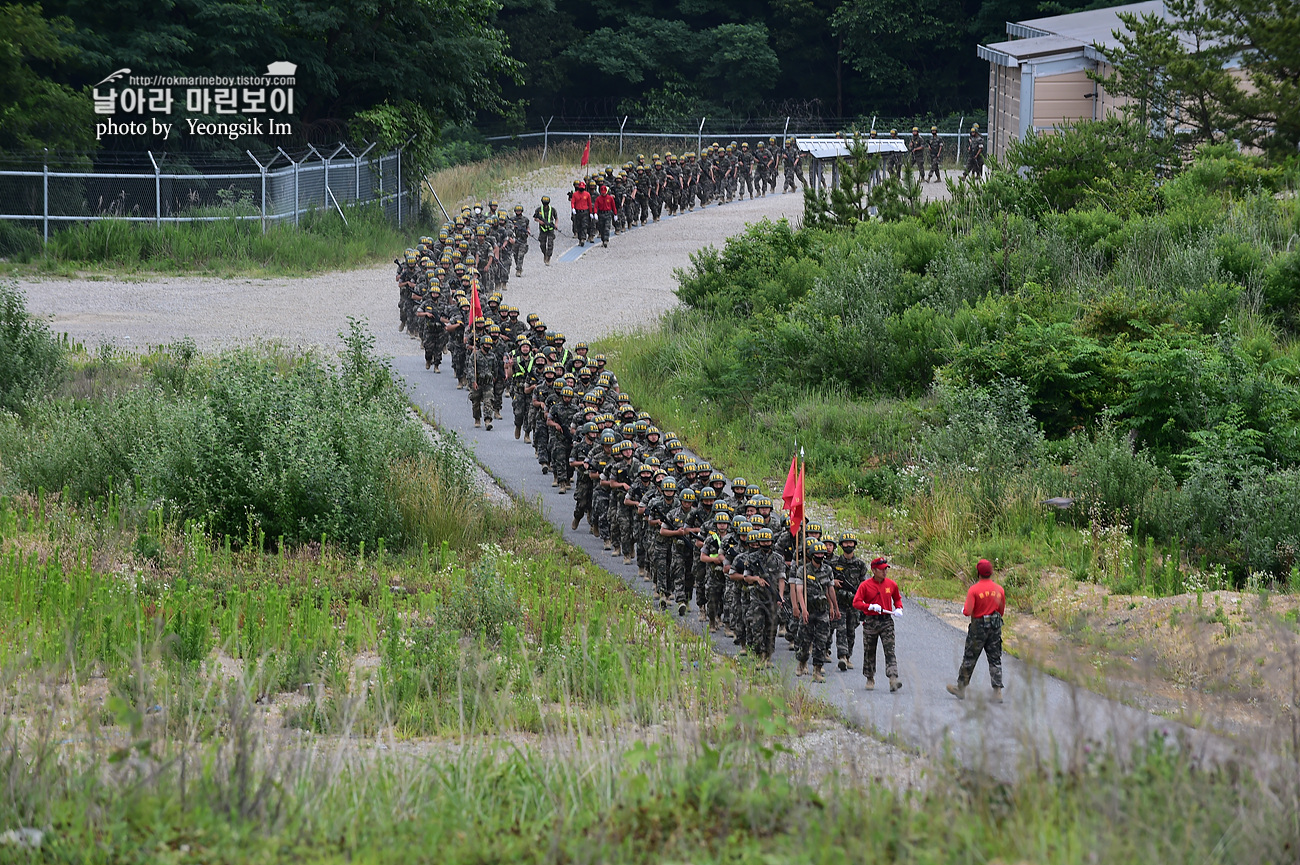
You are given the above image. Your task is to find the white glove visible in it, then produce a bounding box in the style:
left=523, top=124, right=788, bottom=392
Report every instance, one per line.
left=891, top=608, right=903, bottom=618
left=868, top=603, right=882, bottom=613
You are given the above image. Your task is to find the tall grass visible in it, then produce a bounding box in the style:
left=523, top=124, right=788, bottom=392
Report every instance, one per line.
left=427, top=138, right=712, bottom=209
left=4, top=202, right=427, bottom=274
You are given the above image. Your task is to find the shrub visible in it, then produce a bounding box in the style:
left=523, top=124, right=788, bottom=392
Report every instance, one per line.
left=0, top=281, right=66, bottom=414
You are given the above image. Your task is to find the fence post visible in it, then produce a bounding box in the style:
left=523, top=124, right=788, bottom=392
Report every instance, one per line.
left=247, top=150, right=268, bottom=234
left=619, top=115, right=628, bottom=157
left=957, top=115, right=965, bottom=169
left=278, top=147, right=300, bottom=225
left=396, top=143, right=403, bottom=227
left=697, top=116, right=706, bottom=157
left=148, top=151, right=161, bottom=228
left=322, top=150, right=330, bottom=209
left=42, top=148, right=48, bottom=245
left=356, top=142, right=376, bottom=204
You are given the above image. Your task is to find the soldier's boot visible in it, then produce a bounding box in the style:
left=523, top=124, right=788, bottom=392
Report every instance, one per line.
left=889, top=676, right=902, bottom=693
left=551, top=476, right=559, bottom=488
left=812, top=667, right=825, bottom=683
left=571, top=516, right=581, bottom=530
left=485, top=420, right=492, bottom=431
left=544, top=255, right=551, bottom=266
left=494, top=410, right=502, bottom=419
left=796, top=661, right=807, bottom=677
left=523, top=431, right=531, bottom=444
left=514, top=424, right=521, bottom=440
left=457, top=379, right=465, bottom=390
left=603, top=540, right=612, bottom=550
left=516, top=266, right=523, bottom=277
left=838, top=658, right=847, bottom=672
left=946, top=683, right=965, bottom=700
left=677, top=602, right=687, bottom=617
left=992, top=688, right=1003, bottom=703
left=589, top=521, right=598, bottom=536
left=864, top=678, right=875, bottom=691
left=474, top=420, right=481, bottom=428
left=433, top=364, right=440, bottom=373
left=425, top=358, right=432, bottom=370
left=624, top=555, right=633, bottom=565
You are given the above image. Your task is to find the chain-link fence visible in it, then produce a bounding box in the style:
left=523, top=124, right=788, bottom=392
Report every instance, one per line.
left=0, top=143, right=421, bottom=244
left=481, top=113, right=991, bottom=164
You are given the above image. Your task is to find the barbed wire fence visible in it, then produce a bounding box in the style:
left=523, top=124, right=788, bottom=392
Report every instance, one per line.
left=479, top=114, right=990, bottom=165
left=0, top=142, right=422, bottom=247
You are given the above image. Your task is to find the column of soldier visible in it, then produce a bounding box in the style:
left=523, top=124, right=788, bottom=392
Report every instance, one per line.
left=562, top=137, right=811, bottom=249
left=395, top=225, right=906, bottom=689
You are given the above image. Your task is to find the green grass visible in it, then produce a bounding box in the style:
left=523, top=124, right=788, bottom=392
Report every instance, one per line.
left=0, top=202, right=429, bottom=277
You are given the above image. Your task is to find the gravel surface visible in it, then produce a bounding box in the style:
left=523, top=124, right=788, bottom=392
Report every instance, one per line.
left=18, top=170, right=957, bottom=351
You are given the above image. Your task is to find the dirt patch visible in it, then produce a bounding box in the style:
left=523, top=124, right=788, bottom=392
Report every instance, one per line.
left=918, top=582, right=1300, bottom=743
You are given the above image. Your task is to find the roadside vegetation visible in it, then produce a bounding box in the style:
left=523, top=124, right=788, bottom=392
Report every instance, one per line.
left=598, top=119, right=1300, bottom=721
left=3, top=280, right=1297, bottom=861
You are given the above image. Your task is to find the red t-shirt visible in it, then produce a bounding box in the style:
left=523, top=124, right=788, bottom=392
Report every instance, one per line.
left=571, top=191, right=592, bottom=212
left=595, top=193, right=617, bottom=213
left=852, top=577, right=901, bottom=615
left=963, top=578, right=1006, bottom=618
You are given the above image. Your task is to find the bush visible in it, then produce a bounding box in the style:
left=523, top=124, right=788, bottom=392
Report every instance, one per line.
left=0, top=281, right=65, bottom=413
left=1069, top=419, right=1180, bottom=537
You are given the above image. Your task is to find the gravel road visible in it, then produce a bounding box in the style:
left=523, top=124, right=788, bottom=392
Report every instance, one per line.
left=16, top=171, right=1260, bottom=775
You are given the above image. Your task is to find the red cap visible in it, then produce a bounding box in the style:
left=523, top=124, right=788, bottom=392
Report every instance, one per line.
left=870, top=557, right=889, bottom=570
left=977, top=558, right=993, bottom=577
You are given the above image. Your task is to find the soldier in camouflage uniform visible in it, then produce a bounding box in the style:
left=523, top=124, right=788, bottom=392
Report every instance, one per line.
left=830, top=531, right=867, bottom=670
left=963, top=124, right=985, bottom=180
left=509, top=205, right=530, bottom=276
left=700, top=510, right=732, bottom=630
left=740, top=527, right=783, bottom=662
left=927, top=126, right=944, bottom=182
left=791, top=537, right=839, bottom=682
left=547, top=386, right=580, bottom=492
left=646, top=477, right=679, bottom=603
left=569, top=423, right=602, bottom=531
left=507, top=338, right=535, bottom=439
left=467, top=336, right=497, bottom=430
left=908, top=127, right=925, bottom=175
left=606, top=440, right=637, bottom=563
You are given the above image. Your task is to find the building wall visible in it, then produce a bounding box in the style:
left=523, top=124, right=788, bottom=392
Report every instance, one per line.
left=989, top=63, right=1021, bottom=160
left=1032, top=68, right=1096, bottom=130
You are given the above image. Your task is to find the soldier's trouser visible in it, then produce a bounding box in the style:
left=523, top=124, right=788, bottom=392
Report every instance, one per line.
left=912, top=154, right=925, bottom=174
left=469, top=387, right=487, bottom=423
left=957, top=614, right=1003, bottom=689
left=531, top=409, right=549, bottom=463
left=929, top=159, right=942, bottom=179
left=745, top=597, right=777, bottom=658
left=451, top=343, right=467, bottom=380
left=593, top=488, right=612, bottom=537
left=650, top=194, right=662, bottom=220
left=833, top=600, right=859, bottom=660
left=783, top=166, right=797, bottom=192
left=796, top=617, right=832, bottom=668
left=492, top=378, right=505, bottom=413
left=704, top=568, right=725, bottom=621
left=723, top=580, right=740, bottom=629
left=550, top=435, right=572, bottom=482
left=636, top=196, right=649, bottom=224
left=538, top=231, right=555, bottom=259
left=694, top=557, right=708, bottom=608
left=572, top=211, right=589, bottom=241
left=598, top=211, right=613, bottom=243
left=511, top=386, right=528, bottom=429
left=572, top=475, right=594, bottom=521
left=861, top=616, right=898, bottom=680
left=422, top=332, right=442, bottom=368
left=794, top=162, right=806, bottom=184
left=739, top=173, right=753, bottom=198
left=633, top=513, right=647, bottom=567
left=652, top=539, right=672, bottom=597
left=513, top=242, right=527, bottom=271
left=671, top=540, right=692, bottom=606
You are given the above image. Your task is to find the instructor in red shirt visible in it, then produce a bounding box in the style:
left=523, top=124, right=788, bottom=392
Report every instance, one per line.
left=852, top=557, right=902, bottom=692
left=947, top=558, right=1006, bottom=702
left=593, top=184, right=617, bottom=248
left=570, top=181, right=592, bottom=247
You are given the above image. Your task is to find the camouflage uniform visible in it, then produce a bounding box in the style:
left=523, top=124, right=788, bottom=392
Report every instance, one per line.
left=957, top=613, right=1003, bottom=689
left=743, top=546, right=785, bottom=659
left=861, top=615, right=898, bottom=682
left=927, top=132, right=944, bottom=182
left=467, top=342, right=497, bottom=428
left=831, top=554, right=867, bottom=664
left=794, top=557, right=835, bottom=672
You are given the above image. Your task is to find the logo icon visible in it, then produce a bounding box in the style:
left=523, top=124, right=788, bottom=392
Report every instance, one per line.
left=266, top=61, right=297, bottom=76
left=94, top=68, right=131, bottom=87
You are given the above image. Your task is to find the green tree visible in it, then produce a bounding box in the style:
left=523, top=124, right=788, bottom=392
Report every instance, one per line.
left=0, top=3, right=95, bottom=153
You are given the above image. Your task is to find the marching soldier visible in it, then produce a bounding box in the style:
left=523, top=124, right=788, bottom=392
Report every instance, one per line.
left=927, top=126, right=944, bottom=182
left=533, top=195, right=558, bottom=265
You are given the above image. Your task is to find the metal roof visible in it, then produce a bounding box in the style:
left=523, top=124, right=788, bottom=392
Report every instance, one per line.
left=796, top=138, right=907, bottom=158
left=1014, top=1, right=1164, bottom=52
left=978, top=34, right=1088, bottom=66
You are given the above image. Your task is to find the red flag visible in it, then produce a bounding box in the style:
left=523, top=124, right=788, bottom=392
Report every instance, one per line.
left=580, top=138, right=591, bottom=167
left=781, top=452, right=799, bottom=512
left=790, top=463, right=805, bottom=529
left=469, top=280, right=482, bottom=324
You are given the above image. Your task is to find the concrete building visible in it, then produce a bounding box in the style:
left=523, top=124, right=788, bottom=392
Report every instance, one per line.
left=977, top=1, right=1162, bottom=161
